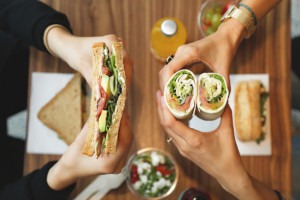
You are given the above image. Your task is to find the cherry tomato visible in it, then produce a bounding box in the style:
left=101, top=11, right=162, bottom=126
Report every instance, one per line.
left=222, top=4, right=231, bottom=15
left=156, top=164, right=174, bottom=176
left=131, top=164, right=139, bottom=184
left=102, top=66, right=111, bottom=76
left=96, top=86, right=107, bottom=117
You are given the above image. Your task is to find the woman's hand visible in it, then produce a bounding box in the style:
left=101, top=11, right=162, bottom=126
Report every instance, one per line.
left=47, top=110, right=133, bottom=191
left=159, top=19, right=246, bottom=94
left=156, top=90, right=249, bottom=191
left=156, top=90, right=279, bottom=200
left=46, top=27, right=133, bottom=88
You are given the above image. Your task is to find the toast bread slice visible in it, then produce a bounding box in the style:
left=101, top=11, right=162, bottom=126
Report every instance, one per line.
left=38, top=73, right=82, bottom=145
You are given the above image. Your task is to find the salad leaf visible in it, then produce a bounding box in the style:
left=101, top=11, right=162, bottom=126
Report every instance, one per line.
left=104, top=51, right=122, bottom=132
left=104, top=46, right=112, bottom=72
left=256, top=131, right=265, bottom=144
left=168, top=71, right=194, bottom=105
left=207, top=74, right=227, bottom=103
left=260, top=92, right=269, bottom=119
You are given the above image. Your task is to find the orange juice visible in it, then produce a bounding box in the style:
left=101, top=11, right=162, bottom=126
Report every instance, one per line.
left=151, top=17, right=187, bottom=62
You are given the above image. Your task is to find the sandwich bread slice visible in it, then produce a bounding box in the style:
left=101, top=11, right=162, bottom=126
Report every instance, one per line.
left=38, top=73, right=83, bottom=145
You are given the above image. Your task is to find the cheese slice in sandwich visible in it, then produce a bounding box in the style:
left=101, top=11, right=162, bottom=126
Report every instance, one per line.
left=38, top=73, right=83, bottom=145
left=82, top=42, right=126, bottom=157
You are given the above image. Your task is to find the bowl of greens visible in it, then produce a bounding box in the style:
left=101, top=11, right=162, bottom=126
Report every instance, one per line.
left=126, top=148, right=178, bottom=200
left=198, top=0, right=236, bottom=37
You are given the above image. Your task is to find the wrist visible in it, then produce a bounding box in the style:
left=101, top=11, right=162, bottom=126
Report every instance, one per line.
left=46, top=26, right=79, bottom=71
left=217, top=18, right=247, bottom=52
left=47, top=161, right=77, bottom=191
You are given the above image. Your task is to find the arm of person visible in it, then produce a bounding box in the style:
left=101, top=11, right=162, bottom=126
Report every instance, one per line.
left=0, top=111, right=133, bottom=199
left=155, top=90, right=280, bottom=200
left=0, top=0, right=72, bottom=52
left=0, top=161, right=75, bottom=200
left=47, top=110, right=133, bottom=190
left=44, top=27, right=133, bottom=88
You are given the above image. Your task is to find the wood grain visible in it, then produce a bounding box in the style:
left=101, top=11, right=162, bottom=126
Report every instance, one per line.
left=24, top=0, right=291, bottom=199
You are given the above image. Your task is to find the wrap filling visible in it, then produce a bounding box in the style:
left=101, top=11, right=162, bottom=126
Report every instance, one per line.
left=95, top=46, right=123, bottom=151
left=167, top=71, right=195, bottom=112
left=198, top=73, right=227, bottom=110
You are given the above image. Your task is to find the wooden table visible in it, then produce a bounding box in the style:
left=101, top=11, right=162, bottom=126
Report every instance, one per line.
left=24, top=0, right=292, bottom=199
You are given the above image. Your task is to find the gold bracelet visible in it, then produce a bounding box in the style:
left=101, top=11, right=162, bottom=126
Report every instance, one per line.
left=43, top=24, right=70, bottom=56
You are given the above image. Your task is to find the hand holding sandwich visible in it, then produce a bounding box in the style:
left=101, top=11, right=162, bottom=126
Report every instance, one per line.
left=156, top=91, right=279, bottom=200
left=45, top=27, right=132, bottom=88
left=46, top=110, right=133, bottom=191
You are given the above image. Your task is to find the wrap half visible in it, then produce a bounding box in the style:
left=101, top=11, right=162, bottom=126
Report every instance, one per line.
left=164, top=70, right=197, bottom=119
left=196, top=73, right=228, bottom=120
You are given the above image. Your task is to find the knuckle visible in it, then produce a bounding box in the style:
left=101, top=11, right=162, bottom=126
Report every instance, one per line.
left=185, top=46, right=199, bottom=57
left=107, top=34, right=118, bottom=40
left=164, top=118, right=174, bottom=129
left=180, top=145, right=190, bottom=156
left=177, top=45, right=186, bottom=53
left=188, top=137, right=202, bottom=149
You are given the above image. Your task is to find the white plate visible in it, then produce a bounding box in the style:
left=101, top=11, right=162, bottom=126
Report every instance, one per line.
left=26, top=72, right=74, bottom=154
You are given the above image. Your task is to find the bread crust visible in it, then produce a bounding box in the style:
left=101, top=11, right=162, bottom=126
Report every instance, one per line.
left=82, top=42, right=105, bottom=157
left=234, top=80, right=261, bottom=141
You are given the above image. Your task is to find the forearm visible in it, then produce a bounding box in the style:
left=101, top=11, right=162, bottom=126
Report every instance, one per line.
left=217, top=168, right=279, bottom=200
left=47, top=161, right=77, bottom=191
left=0, top=0, right=71, bottom=51
left=216, top=0, right=281, bottom=54
left=46, top=26, right=78, bottom=69
left=240, top=0, right=281, bottom=21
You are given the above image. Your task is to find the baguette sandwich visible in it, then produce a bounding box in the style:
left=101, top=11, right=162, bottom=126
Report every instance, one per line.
left=234, top=80, right=268, bottom=143
left=82, top=42, right=126, bottom=157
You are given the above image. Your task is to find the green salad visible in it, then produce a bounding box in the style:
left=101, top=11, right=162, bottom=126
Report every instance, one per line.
left=130, top=151, right=176, bottom=197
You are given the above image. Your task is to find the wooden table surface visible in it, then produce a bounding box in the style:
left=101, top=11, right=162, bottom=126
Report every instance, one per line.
left=24, top=0, right=292, bottom=199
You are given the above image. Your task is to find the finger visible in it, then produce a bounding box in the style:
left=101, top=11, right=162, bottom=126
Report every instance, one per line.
left=159, top=67, right=173, bottom=93
left=218, top=105, right=233, bottom=131
left=156, top=91, right=188, bottom=147
left=159, top=48, right=201, bottom=93
left=118, top=109, right=133, bottom=149
left=73, top=119, right=90, bottom=147
left=157, top=90, right=203, bottom=145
